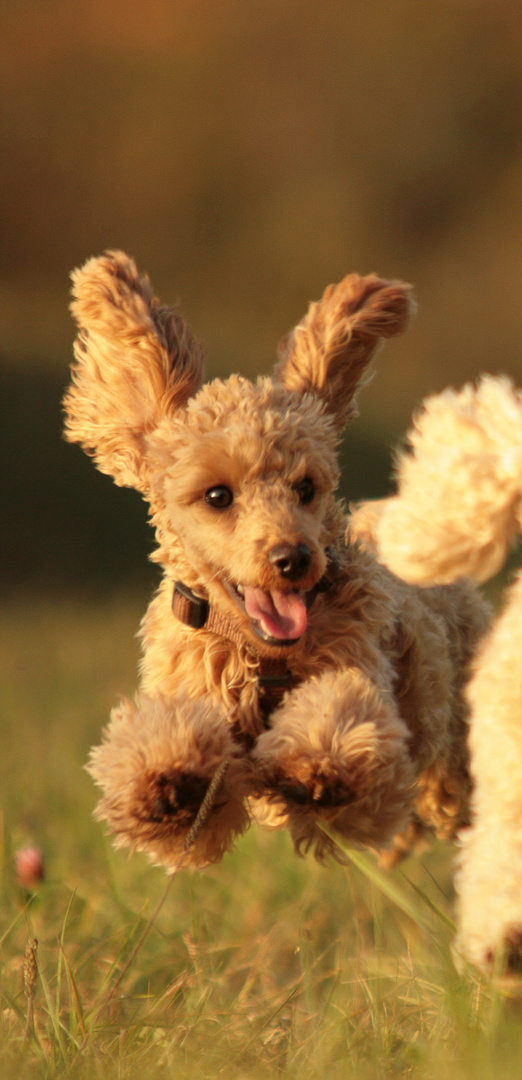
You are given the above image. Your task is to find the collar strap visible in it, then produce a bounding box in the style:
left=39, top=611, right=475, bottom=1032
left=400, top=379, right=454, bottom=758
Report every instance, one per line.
left=256, top=657, right=295, bottom=717
left=172, top=580, right=249, bottom=650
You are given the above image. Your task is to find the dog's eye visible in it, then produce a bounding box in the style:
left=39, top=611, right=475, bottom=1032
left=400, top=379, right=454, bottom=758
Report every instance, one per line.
left=205, top=485, right=234, bottom=510
left=294, top=478, right=315, bottom=504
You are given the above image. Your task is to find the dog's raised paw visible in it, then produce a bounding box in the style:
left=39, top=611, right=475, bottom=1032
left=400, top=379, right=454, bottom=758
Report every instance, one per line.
left=274, top=773, right=357, bottom=809
left=87, top=694, right=252, bottom=869
left=503, top=926, right=522, bottom=975
left=145, top=769, right=213, bottom=824
left=483, top=924, right=522, bottom=976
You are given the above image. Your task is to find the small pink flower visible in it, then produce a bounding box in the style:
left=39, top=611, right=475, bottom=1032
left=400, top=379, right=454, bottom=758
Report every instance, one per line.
left=14, top=846, right=45, bottom=889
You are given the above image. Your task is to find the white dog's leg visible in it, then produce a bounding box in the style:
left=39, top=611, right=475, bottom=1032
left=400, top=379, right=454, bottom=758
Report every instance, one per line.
left=456, top=574, right=522, bottom=972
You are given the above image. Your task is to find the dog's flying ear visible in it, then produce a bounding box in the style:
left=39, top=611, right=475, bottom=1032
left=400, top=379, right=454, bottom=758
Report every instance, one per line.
left=63, top=251, right=205, bottom=491
left=274, top=273, right=414, bottom=429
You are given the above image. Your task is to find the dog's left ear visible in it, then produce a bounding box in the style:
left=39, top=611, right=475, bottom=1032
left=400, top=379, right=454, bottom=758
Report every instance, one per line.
left=274, top=273, right=415, bottom=430
left=63, top=251, right=205, bottom=492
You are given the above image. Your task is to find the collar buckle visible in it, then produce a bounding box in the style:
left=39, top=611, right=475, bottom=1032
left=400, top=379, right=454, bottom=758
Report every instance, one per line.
left=172, top=581, right=209, bottom=630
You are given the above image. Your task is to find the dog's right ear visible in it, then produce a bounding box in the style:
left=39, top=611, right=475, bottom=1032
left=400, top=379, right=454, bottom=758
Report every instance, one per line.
left=274, top=273, right=414, bottom=431
left=63, top=251, right=205, bottom=492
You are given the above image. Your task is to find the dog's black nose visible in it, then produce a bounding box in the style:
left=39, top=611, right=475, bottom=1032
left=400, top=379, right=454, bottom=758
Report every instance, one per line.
left=269, top=543, right=312, bottom=581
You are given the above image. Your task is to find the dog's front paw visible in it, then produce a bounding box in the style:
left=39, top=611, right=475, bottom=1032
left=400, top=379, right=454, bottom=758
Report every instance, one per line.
left=455, top=921, right=522, bottom=978
left=145, top=769, right=212, bottom=825
left=88, top=694, right=251, bottom=869
left=252, top=668, right=416, bottom=860
left=492, top=925, right=522, bottom=975
left=267, top=772, right=357, bottom=810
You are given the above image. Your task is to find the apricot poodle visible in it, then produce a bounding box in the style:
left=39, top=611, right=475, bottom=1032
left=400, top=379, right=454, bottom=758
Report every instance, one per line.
left=375, top=376, right=522, bottom=972
left=63, top=252, right=489, bottom=874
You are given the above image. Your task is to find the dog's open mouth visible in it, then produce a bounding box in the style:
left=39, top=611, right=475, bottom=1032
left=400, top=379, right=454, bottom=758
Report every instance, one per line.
left=226, top=582, right=309, bottom=645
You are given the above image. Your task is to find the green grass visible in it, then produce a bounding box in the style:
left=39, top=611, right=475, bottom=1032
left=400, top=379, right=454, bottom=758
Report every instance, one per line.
left=1, top=595, right=522, bottom=1080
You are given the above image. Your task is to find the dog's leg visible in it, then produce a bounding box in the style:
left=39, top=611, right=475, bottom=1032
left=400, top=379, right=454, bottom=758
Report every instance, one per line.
left=251, top=668, right=416, bottom=860
left=455, top=575, right=522, bottom=973
left=87, top=694, right=251, bottom=870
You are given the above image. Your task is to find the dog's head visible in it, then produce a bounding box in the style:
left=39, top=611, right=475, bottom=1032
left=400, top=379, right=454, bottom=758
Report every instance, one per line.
left=64, top=251, right=413, bottom=650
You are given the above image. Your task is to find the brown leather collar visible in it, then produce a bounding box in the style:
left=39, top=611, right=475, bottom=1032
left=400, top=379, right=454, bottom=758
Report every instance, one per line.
left=172, top=551, right=339, bottom=720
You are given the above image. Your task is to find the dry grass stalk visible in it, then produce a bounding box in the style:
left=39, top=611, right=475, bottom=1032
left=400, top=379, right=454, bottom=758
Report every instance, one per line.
left=22, top=937, right=38, bottom=1043
left=184, top=757, right=231, bottom=852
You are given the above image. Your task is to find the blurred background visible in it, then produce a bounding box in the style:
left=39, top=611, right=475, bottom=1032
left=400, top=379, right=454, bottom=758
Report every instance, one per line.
left=2, top=6, right=522, bottom=1029
left=2, top=0, right=522, bottom=598
left=2, top=3, right=522, bottom=1011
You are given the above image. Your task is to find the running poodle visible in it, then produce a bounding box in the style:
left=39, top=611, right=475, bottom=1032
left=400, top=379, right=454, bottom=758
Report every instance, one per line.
left=63, top=252, right=489, bottom=873
left=375, top=376, right=522, bottom=972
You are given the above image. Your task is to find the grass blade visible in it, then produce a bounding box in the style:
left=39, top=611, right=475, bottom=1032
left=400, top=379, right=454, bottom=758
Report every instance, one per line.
left=318, top=822, right=451, bottom=934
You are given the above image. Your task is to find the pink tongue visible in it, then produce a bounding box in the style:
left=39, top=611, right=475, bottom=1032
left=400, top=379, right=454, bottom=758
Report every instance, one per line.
left=243, top=587, right=307, bottom=640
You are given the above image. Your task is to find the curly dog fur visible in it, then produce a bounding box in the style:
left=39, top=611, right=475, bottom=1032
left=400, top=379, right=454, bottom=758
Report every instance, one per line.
left=63, top=252, right=489, bottom=873
left=373, top=376, right=522, bottom=972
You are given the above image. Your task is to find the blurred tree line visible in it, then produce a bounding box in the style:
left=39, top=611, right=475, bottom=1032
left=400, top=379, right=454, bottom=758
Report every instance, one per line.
left=2, top=0, right=522, bottom=595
